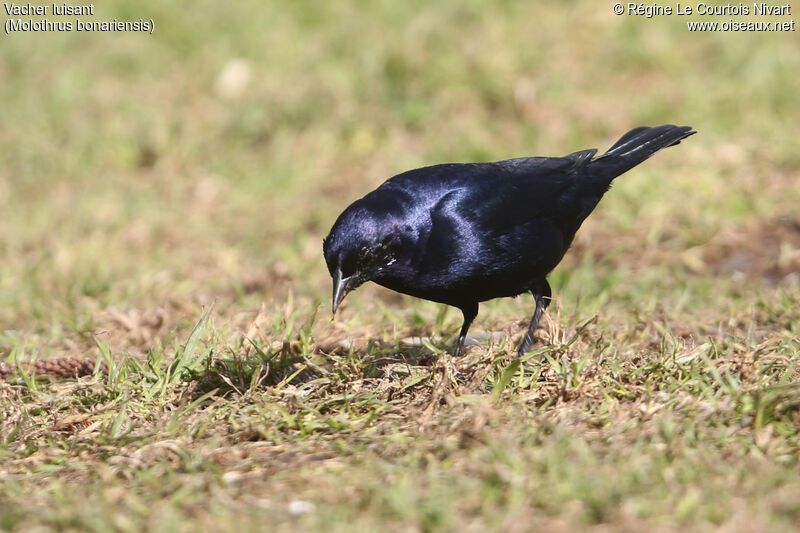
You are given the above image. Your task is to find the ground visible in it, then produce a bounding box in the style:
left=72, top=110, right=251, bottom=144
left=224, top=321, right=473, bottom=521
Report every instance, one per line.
left=1, top=1, right=799, bottom=531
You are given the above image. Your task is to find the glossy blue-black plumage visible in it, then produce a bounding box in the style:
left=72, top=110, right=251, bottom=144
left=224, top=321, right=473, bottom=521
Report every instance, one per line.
left=324, top=125, right=695, bottom=357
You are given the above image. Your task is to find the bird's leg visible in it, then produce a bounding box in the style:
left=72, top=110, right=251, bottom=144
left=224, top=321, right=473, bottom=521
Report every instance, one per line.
left=453, top=303, right=479, bottom=357
left=517, top=297, right=547, bottom=356
left=517, top=282, right=552, bottom=357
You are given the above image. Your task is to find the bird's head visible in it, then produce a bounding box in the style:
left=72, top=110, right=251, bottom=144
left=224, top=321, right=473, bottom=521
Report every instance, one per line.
left=323, top=202, right=403, bottom=315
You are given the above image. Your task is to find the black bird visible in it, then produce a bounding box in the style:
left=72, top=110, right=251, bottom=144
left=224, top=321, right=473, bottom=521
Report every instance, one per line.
left=323, top=125, right=695, bottom=357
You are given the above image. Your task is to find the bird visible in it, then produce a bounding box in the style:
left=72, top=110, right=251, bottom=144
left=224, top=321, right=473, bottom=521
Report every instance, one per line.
left=323, top=125, right=695, bottom=357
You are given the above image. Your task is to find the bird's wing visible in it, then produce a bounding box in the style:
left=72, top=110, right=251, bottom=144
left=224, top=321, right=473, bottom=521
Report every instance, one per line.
left=453, top=149, right=598, bottom=236
left=418, top=151, right=597, bottom=277
left=383, top=150, right=597, bottom=225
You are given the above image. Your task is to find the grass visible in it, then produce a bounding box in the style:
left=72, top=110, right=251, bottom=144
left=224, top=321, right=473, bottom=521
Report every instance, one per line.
left=2, top=0, right=800, bottom=531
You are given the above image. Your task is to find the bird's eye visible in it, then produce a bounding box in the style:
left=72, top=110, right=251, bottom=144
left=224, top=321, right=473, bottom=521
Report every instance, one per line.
left=340, top=253, right=358, bottom=278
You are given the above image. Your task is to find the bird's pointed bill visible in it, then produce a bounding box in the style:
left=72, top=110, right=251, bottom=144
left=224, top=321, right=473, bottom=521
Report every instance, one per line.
left=332, top=268, right=354, bottom=315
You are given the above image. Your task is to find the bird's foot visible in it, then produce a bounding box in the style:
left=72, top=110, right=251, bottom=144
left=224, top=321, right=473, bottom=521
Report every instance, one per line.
left=516, top=339, right=553, bottom=358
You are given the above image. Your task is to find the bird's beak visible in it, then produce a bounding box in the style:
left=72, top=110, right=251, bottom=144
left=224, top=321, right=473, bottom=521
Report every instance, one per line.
left=332, top=268, right=355, bottom=315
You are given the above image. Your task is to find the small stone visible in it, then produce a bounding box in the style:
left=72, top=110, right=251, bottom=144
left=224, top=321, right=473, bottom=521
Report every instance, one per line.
left=287, top=500, right=316, bottom=516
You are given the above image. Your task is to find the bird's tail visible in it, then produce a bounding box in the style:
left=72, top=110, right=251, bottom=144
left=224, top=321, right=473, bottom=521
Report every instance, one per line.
left=589, top=124, right=695, bottom=188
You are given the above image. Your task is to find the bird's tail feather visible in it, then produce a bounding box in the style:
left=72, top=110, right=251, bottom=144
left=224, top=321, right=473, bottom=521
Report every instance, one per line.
left=591, top=124, right=695, bottom=185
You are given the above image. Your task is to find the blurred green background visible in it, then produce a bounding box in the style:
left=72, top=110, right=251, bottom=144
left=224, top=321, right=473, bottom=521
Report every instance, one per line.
left=1, top=1, right=797, bottom=340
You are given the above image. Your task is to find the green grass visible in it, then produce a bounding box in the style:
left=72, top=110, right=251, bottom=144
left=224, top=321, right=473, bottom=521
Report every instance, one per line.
left=2, top=1, right=800, bottom=531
